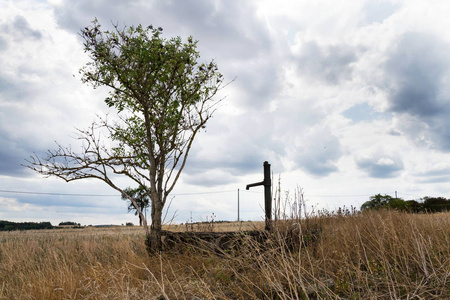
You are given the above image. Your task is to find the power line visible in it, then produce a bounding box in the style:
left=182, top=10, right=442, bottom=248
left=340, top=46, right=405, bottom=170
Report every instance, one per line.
left=0, top=189, right=117, bottom=197
left=172, top=190, right=235, bottom=196
left=306, top=194, right=371, bottom=198
left=0, top=188, right=237, bottom=197
left=397, top=192, right=423, bottom=199
left=241, top=190, right=263, bottom=194
left=305, top=192, right=424, bottom=199
left=0, top=188, right=425, bottom=199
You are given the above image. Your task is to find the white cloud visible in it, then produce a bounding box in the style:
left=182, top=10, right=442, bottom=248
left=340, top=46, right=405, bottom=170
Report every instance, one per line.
left=0, top=196, right=33, bottom=212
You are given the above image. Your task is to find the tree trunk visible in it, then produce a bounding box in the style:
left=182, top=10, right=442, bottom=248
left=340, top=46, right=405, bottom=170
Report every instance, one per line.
left=147, top=200, right=163, bottom=252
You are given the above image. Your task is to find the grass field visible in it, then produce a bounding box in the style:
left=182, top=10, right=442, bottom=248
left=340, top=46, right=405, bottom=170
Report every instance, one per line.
left=0, top=210, right=449, bottom=299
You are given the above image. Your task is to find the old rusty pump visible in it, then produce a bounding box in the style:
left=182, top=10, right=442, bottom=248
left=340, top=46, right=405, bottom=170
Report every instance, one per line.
left=246, top=161, right=272, bottom=231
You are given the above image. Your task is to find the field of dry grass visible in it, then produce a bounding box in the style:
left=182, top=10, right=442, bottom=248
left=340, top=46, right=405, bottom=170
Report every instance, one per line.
left=0, top=210, right=449, bottom=299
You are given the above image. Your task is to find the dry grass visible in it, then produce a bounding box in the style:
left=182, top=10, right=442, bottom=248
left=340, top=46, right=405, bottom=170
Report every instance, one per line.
left=0, top=211, right=449, bottom=299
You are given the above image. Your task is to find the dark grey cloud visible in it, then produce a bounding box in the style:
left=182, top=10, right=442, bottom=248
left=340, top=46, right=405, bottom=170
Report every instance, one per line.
left=0, top=128, right=36, bottom=176
left=388, top=128, right=402, bottom=136
left=52, top=0, right=271, bottom=60
left=183, top=113, right=285, bottom=185
left=149, top=0, right=281, bottom=111
left=384, top=32, right=450, bottom=151
left=186, top=148, right=267, bottom=178
left=0, top=15, right=42, bottom=40
left=0, top=29, right=52, bottom=105
left=413, top=167, right=450, bottom=184
left=302, top=157, right=339, bottom=177
left=0, top=143, right=29, bottom=176
left=154, top=0, right=272, bottom=58
left=415, top=176, right=450, bottom=184
left=296, top=41, right=357, bottom=84
left=51, top=0, right=135, bottom=33
left=0, top=15, right=43, bottom=57
left=386, top=33, right=449, bottom=116
left=0, top=36, right=7, bottom=51
left=0, top=110, right=59, bottom=176
left=51, top=0, right=280, bottom=110
left=0, top=17, right=49, bottom=177
left=417, top=175, right=450, bottom=184
left=290, top=126, right=342, bottom=177
left=0, top=73, right=34, bottom=103
left=182, top=170, right=237, bottom=187
left=12, top=15, right=42, bottom=39
left=0, top=93, right=87, bottom=177
left=16, top=194, right=120, bottom=208
left=0, top=73, right=82, bottom=177
left=230, top=60, right=283, bottom=110
left=356, top=152, right=404, bottom=178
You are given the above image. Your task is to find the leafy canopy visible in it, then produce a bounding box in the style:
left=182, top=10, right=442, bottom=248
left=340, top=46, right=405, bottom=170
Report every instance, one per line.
left=78, top=19, right=224, bottom=192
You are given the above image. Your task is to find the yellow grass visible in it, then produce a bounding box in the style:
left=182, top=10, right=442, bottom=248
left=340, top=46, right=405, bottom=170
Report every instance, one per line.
left=0, top=211, right=449, bottom=299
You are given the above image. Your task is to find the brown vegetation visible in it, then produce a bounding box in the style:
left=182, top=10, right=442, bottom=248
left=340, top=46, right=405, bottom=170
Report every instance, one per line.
left=0, top=211, right=449, bottom=299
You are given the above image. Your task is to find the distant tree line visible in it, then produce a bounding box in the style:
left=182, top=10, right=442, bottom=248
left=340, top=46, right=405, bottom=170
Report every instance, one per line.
left=58, top=221, right=81, bottom=226
left=361, top=194, right=450, bottom=213
left=0, top=220, right=53, bottom=231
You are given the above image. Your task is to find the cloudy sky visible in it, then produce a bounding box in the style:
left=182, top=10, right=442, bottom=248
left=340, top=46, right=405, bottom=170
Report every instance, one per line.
left=1, top=0, right=450, bottom=226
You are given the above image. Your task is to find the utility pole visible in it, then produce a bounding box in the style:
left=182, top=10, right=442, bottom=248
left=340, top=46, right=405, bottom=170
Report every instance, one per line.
left=237, top=188, right=240, bottom=222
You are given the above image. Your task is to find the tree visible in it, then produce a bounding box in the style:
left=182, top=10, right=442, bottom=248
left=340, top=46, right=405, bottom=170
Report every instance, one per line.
left=361, top=194, right=391, bottom=210
left=121, top=186, right=150, bottom=226
left=404, top=200, right=423, bottom=213
left=422, top=196, right=450, bottom=212
left=360, top=194, right=403, bottom=211
left=58, top=221, right=81, bottom=226
left=27, top=19, right=225, bottom=251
